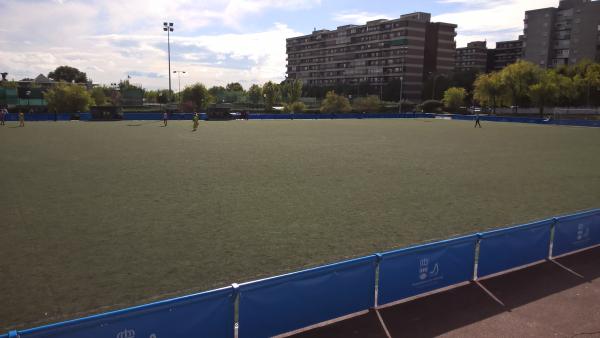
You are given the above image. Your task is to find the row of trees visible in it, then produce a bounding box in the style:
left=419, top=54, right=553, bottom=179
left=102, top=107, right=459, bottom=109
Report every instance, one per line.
left=152, top=79, right=306, bottom=113
left=43, top=80, right=143, bottom=113
left=470, top=59, right=600, bottom=114
left=437, top=60, right=600, bottom=115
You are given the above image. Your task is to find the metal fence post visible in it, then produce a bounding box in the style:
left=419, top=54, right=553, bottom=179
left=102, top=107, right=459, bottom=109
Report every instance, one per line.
left=473, top=234, right=482, bottom=281
left=374, top=253, right=382, bottom=308
left=549, top=218, right=557, bottom=259
left=232, top=283, right=240, bottom=338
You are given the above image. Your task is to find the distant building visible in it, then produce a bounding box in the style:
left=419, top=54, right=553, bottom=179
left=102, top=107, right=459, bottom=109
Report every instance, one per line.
left=491, top=37, right=525, bottom=71
left=455, top=41, right=489, bottom=72
left=522, top=0, right=600, bottom=68
left=286, top=12, right=457, bottom=101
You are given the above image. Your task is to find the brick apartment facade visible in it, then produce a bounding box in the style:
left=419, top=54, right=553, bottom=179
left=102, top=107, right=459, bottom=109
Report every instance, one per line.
left=455, top=41, right=489, bottom=72
left=286, top=12, right=456, bottom=101
left=523, top=0, right=600, bottom=68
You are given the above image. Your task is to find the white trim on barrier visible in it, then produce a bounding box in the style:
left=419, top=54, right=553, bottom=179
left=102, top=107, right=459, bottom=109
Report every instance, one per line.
left=374, top=281, right=472, bottom=310
left=550, top=243, right=600, bottom=260
left=474, top=259, right=548, bottom=282
left=272, top=310, right=369, bottom=338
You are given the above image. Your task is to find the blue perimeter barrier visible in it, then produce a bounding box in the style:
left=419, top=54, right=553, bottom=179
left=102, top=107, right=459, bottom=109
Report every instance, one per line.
left=477, top=219, right=553, bottom=278
left=11, top=287, right=234, bottom=338
left=553, top=210, right=600, bottom=257
left=446, top=114, right=600, bottom=127
left=4, top=113, right=72, bottom=121
left=378, top=235, right=477, bottom=305
left=4, top=112, right=599, bottom=126
left=249, top=113, right=434, bottom=120
left=5, top=208, right=599, bottom=337
left=239, top=256, right=376, bottom=338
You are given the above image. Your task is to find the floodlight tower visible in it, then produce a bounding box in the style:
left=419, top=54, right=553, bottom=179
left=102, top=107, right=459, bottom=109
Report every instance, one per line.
left=173, top=70, right=186, bottom=105
left=163, top=22, right=174, bottom=99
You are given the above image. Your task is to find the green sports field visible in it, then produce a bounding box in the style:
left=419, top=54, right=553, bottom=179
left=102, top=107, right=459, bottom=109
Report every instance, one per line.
left=1, top=119, right=599, bottom=330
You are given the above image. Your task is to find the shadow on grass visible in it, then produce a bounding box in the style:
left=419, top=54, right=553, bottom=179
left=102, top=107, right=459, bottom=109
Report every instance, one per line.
left=294, top=246, right=600, bottom=338
left=126, top=121, right=159, bottom=127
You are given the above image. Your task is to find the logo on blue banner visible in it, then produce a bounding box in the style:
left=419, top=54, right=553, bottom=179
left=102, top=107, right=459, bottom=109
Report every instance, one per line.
left=116, top=329, right=135, bottom=338
left=576, top=223, right=590, bottom=242
left=415, top=257, right=442, bottom=287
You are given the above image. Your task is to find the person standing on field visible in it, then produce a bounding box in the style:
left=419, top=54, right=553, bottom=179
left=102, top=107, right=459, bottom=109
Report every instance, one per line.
left=0, top=107, right=7, bottom=126
left=474, top=113, right=482, bottom=128
left=18, top=111, right=25, bottom=127
left=192, top=112, right=199, bottom=131
left=163, top=111, right=168, bottom=127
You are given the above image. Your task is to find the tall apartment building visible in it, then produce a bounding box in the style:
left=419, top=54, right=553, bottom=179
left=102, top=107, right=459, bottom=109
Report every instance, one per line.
left=455, top=41, right=489, bottom=72
left=491, top=37, right=525, bottom=71
left=286, top=12, right=456, bottom=101
left=522, top=0, right=600, bottom=68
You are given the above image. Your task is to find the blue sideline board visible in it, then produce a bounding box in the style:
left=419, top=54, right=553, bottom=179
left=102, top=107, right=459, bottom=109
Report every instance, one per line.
left=553, top=209, right=600, bottom=257
left=477, top=219, right=552, bottom=278
left=15, top=287, right=234, bottom=338
left=378, top=235, right=478, bottom=306
left=238, top=255, right=377, bottom=338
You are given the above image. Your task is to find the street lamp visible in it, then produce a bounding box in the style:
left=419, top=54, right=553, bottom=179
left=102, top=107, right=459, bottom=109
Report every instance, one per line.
left=26, top=90, right=31, bottom=111
left=173, top=70, right=186, bottom=105
left=428, top=72, right=443, bottom=100
left=399, top=76, right=404, bottom=113
left=163, top=22, right=174, bottom=100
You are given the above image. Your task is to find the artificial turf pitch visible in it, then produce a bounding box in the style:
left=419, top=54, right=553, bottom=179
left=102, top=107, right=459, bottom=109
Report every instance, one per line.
left=1, top=119, right=599, bottom=330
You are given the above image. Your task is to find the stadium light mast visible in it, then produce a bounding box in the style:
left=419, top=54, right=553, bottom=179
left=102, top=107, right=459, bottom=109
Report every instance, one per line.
left=173, top=70, right=186, bottom=105
left=163, top=22, right=174, bottom=100
left=399, top=47, right=406, bottom=113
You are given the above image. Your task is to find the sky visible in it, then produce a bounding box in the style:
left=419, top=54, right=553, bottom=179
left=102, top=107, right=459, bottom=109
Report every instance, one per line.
left=0, top=0, right=559, bottom=90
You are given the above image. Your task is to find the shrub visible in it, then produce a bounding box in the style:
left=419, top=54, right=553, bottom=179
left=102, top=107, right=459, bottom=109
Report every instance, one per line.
left=320, top=91, right=351, bottom=113
left=420, top=100, right=444, bottom=113
left=352, top=95, right=382, bottom=113
left=284, top=101, right=306, bottom=113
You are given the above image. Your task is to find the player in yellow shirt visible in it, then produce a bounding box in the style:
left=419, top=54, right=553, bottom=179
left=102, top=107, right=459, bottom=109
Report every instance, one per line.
left=192, top=112, right=199, bottom=131
left=18, top=111, right=25, bottom=127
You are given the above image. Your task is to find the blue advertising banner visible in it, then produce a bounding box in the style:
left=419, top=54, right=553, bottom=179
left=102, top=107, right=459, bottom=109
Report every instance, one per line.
left=17, top=287, right=234, bottom=338
left=378, top=235, right=477, bottom=306
left=238, top=255, right=376, bottom=338
left=478, top=219, right=552, bottom=278
left=553, top=209, right=600, bottom=257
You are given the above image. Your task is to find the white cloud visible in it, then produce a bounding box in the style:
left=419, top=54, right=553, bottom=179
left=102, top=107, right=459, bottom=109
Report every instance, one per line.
left=434, top=0, right=557, bottom=47
left=333, top=11, right=393, bottom=25
left=0, top=0, right=315, bottom=88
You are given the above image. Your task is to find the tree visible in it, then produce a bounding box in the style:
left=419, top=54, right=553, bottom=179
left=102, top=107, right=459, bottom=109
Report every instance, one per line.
left=320, top=91, right=351, bottom=113
left=225, top=82, right=244, bottom=92
left=118, top=79, right=142, bottom=91
left=529, top=71, right=561, bottom=116
left=474, top=72, right=505, bottom=114
left=208, top=86, right=226, bottom=103
left=248, top=84, right=263, bottom=106
left=45, top=84, right=94, bottom=113
left=582, top=63, right=600, bottom=106
left=262, top=81, right=280, bottom=111
left=500, top=60, right=541, bottom=112
left=443, top=87, right=466, bottom=113
left=284, top=101, right=306, bottom=113
left=281, top=79, right=303, bottom=104
left=90, top=87, right=107, bottom=106
left=352, top=95, right=382, bottom=112
left=0, top=80, right=18, bottom=89
left=48, top=66, right=87, bottom=83
left=181, top=83, right=212, bottom=111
